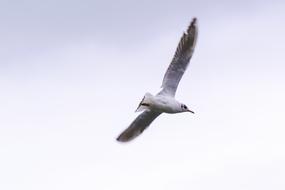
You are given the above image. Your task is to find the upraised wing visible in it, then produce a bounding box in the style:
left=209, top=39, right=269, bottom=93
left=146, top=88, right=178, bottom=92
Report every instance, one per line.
left=159, top=18, right=198, bottom=97
left=116, top=111, right=161, bottom=142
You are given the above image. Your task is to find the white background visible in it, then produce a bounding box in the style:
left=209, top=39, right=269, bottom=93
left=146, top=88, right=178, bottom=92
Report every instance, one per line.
left=0, top=0, right=285, bottom=189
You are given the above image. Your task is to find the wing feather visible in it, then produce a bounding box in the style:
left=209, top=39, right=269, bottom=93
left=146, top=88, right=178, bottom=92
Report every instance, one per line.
left=160, top=18, right=198, bottom=96
left=116, top=111, right=161, bottom=142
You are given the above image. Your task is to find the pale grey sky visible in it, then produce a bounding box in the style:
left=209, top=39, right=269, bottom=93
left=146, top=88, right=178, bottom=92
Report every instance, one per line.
left=0, top=0, right=285, bottom=190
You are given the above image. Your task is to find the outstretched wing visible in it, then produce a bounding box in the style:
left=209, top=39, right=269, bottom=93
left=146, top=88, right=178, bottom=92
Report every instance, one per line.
left=159, top=18, right=198, bottom=97
left=116, top=111, right=161, bottom=142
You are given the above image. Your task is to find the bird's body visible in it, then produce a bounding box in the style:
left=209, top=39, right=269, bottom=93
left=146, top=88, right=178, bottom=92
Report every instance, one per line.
left=117, top=18, right=198, bottom=142
left=136, top=93, right=183, bottom=114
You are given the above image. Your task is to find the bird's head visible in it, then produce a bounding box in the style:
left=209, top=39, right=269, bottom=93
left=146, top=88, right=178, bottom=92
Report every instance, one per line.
left=180, top=104, right=195, bottom=114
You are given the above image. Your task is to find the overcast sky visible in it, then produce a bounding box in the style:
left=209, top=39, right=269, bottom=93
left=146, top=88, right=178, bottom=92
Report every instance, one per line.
left=1, top=0, right=285, bottom=190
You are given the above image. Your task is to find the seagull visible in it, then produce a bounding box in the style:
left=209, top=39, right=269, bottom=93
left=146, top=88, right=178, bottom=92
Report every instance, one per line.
left=117, top=18, right=198, bottom=142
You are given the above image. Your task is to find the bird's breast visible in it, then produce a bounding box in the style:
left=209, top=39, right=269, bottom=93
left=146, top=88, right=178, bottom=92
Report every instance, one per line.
left=150, top=96, right=180, bottom=113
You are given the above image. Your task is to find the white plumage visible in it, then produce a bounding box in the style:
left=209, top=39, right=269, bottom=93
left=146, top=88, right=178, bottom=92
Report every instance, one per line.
left=117, top=18, right=198, bottom=142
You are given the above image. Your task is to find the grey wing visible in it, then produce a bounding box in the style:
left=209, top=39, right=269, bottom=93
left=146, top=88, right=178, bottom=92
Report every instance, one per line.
left=116, top=111, right=161, bottom=142
left=159, top=18, right=198, bottom=97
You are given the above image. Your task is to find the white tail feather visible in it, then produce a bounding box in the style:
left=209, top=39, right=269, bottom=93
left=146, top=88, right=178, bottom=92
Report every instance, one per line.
left=135, top=93, right=153, bottom=112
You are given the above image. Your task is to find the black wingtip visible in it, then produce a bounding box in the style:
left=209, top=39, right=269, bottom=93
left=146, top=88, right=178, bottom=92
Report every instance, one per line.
left=191, top=17, right=197, bottom=26
left=116, top=135, right=126, bottom=143
left=190, top=17, right=197, bottom=27
left=187, top=17, right=198, bottom=35
left=116, top=133, right=132, bottom=143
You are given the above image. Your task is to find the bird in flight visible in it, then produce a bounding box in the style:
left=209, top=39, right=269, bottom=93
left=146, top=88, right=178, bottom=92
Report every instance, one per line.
left=117, top=18, right=198, bottom=142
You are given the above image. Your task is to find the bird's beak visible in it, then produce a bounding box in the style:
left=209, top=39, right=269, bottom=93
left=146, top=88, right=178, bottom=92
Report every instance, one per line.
left=187, top=109, right=195, bottom=114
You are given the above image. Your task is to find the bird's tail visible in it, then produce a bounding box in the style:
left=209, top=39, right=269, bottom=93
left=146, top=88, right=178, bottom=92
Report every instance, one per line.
left=135, top=93, right=153, bottom=112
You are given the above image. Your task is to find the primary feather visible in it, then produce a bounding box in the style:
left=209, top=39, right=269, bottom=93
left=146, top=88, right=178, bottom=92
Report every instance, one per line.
left=116, top=111, right=161, bottom=142
left=160, top=18, right=198, bottom=96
